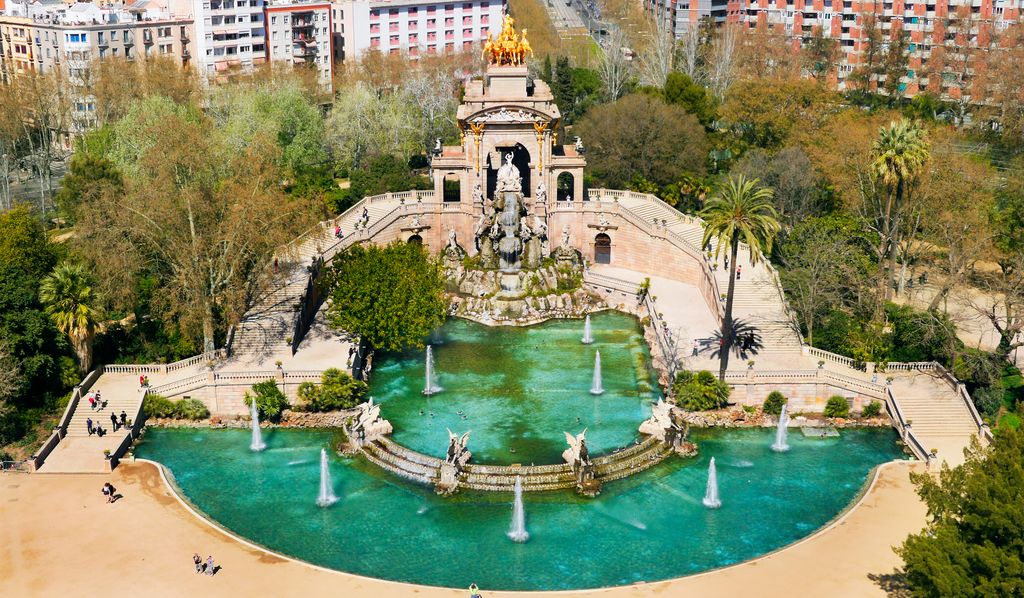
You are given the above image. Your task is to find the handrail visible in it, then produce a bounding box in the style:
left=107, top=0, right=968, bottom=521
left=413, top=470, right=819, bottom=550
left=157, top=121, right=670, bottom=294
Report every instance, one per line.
left=886, top=386, right=930, bottom=462
left=108, top=387, right=148, bottom=471
left=102, top=350, right=226, bottom=376
left=32, top=366, right=104, bottom=471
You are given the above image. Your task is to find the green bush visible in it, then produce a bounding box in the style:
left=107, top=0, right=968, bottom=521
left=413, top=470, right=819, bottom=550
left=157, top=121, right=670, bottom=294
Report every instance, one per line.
left=297, top=369, right=368, bottom=412
left=824, top=395, right=850, bottom=418
left=673, top=370, right=731, bottom=411
left=173, top=398, right=210, bottom=420
left=244, top=380, right=289, bottom=421
left=861, top=400, right=882, bottom=418
left=763, top=391, right=787, bottom=416
left=142, top=394, right=175, bottom=418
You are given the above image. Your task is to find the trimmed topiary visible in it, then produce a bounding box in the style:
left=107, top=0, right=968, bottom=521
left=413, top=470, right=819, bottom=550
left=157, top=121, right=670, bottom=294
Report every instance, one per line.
left=763, top=391, right=787, bottom=416
left=824, top=395, right=850, bottom=418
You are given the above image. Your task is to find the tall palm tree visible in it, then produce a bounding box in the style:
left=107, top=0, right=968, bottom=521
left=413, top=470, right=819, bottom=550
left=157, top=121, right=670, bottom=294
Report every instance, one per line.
left=39, top=262, right=99, bottom=374
left=700, top=175, right=780, bottom=380
left=871, top=119, right=929, bottom=301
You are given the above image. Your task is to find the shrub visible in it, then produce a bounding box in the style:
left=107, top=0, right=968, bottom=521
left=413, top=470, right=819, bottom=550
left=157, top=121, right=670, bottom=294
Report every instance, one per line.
left=673, top=370, right=730, bottom=411
left=763, top=391, right=787, bottom=416
left=173, top=398, right=209, bottom=420
left=861, top=400, right=882, bottom=418
left=824, top=395, right=850, bottom=418
left=244, top=380, right=289, bottom=421
left=297, top=369, right=368, bottom=412
left=142, top=394, right=175, bottom=419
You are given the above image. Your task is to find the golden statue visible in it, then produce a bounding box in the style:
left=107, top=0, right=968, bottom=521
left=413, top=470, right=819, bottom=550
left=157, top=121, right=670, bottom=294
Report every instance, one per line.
left=484, top=14, right=531, bottom=66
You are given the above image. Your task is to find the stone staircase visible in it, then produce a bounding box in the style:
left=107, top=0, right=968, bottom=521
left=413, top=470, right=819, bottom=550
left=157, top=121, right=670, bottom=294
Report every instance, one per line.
left=616, top=194, right=803, bottom=354
left=889, top=374, right=983, bottom=467
left=230, top=200, right=401, bottom=361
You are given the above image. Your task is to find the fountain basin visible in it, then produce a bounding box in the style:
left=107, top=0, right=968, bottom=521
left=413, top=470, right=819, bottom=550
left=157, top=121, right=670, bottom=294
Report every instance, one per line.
left=137, top=427, right=904, bottom=590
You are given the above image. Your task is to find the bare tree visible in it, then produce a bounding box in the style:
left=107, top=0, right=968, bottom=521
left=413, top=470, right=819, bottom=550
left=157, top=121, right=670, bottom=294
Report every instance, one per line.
left=677, top=23, right=702, bottom=83
left=14, top=68, right=74, bottom=217
left=636, top=16, right=675, bottom=88
left=401, top=63, right=461, bottom=153
left=598, top=29, right=633, bottom=101
left=707, top=24, right=739, bottom=100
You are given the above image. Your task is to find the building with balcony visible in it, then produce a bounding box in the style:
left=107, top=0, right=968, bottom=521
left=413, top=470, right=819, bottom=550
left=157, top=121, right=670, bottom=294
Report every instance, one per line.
left=265, top=0, right=332, bottom=83
left=180, top=0, right=268, bottom=80
left=331, top=0, right=505, bottom=62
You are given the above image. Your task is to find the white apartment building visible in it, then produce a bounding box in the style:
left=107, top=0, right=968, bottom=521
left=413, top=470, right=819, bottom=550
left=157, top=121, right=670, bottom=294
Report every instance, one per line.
left=265, top=0, right=332, bottom=82
left=178, top=0, right=267, bottom=78
left=332, top=0, right=505, bottom=62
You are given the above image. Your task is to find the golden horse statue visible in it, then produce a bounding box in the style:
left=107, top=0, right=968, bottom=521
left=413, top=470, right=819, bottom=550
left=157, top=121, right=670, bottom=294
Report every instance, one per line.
left=484, top=14, right=531, bottom=66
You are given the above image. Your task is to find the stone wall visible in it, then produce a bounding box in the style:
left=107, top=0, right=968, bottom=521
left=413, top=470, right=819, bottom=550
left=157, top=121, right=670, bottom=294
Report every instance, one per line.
left=728, top=380, right=882, bottom=414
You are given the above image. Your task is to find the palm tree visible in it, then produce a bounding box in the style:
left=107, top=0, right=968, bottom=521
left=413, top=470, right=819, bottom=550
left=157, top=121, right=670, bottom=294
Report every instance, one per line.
left=871, top=119, right=929, bottom=301
left=39, top=262, right=99, bottom=374
left=700, top=175, right=780, bottom=380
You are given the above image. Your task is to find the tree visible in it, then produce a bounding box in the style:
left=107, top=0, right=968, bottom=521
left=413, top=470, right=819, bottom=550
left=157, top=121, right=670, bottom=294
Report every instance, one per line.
left=898, top=429, right=1024, bottom=597
left=325, top=83, right=418, bottom=169
left=597, top=29, right=632, bottom=102
left=700, top=176, right=780, bottom=379
left=75, top=98, right=317, bottom=352
left=39, top=263, right=99, bottom=374
left=720, top=78, right=836, bottom=149
left=731, top=146, right=822, bottom=226
left=871, top=118, right=930, bottom=302
left=663, top=72, right=715, bottom=127
left=574, top=94, right=707, bottom=187
left=297, top=368, right=368, bottom=411
left=847, top=9, right=884, bottom=93
left=706, top=24, right=739, bottom=100
left=636, top=16, right=675, bottom=88
left=82, top=56, right=200, bottom=127
left=881, top=29, right=910, bottom=100
left=803, top=28, right=839, bottom=82
left=323, top=241, right=447, bottom=352
left=54, top=146, right=123, bottom=223
left=673, top=370, right=731, bottom=410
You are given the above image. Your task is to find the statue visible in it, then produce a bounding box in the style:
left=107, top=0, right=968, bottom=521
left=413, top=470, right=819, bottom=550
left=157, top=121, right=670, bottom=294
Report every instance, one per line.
left=495, top=152, right=522, bottom=193
left=562, top=429, right=591, bottom=471
left=444, top=229, right=466, bottom=264
left=341, top=397, right=393, bottom=452
left=445, top=429, right=472, bottom=466
left=472, top=183, right=483, bottom=204
left=473, top=212, right=489, bottom=250
left=432, top=138, right=442, bottom=156
left=410, top=214, right=422, bottom=229
left=574, top=136, right=585, bottom=154
left=553, top=224, right=582, bottom=266
left=598, top=212, right=610, bottom=227
left=535, top=181, right=547, bottom=203
left=534, top=215, right=549, bottom=257
left=561, top=225, right=571, bottom=247
left=483, top=15, right=530, bottom=66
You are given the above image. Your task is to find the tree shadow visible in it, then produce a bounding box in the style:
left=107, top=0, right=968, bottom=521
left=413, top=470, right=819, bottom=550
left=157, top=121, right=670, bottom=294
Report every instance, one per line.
left=868, top=570, right=911, bottom=597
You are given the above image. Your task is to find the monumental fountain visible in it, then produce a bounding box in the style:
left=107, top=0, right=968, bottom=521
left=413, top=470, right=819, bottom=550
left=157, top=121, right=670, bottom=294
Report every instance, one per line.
left=508, top=475, right=530, bottom=542
left=772, top=403, right=791, bottom=453
left=316, top=448, right=339, bottom=507
left=423, top=345, right=442, bottom=396
left=249, top=399, right=266, bottom=452
left=702, top=456, right=721, bottom=509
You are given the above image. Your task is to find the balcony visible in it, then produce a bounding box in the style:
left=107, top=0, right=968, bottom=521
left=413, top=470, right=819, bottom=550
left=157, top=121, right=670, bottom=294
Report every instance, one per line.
left=143, top=32, right=154, bottom=44
left=292, top=33, right=317, bottom=43
left=292, top=43, right=317, bottom=57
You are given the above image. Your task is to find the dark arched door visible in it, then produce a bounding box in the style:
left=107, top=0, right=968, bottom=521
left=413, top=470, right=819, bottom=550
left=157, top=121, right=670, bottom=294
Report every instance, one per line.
left=408, top=234, right=423, bottom=245
left=595, top=233, right=611, bottom=264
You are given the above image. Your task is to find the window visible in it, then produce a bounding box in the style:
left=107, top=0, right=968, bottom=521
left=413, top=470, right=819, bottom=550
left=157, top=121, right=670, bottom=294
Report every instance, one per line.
left=409, top=33, right=418, bottom=43
left=445, top=17, right=454, bottom=26
left=463, top=28, right=471, bottom=36
left=409, top=7, right=418, bottom=14
left=463, top=15, right=472, bottom=24
left=98, top=32, right=105, bottom=44
left=370, top=23, right=380, bottom=33
left=427, top=18, right=437, bottom=27
left=390, top=34, right=400, bottom=44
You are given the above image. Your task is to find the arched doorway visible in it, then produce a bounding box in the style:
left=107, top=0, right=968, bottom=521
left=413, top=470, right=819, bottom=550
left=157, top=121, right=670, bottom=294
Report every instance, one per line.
left=407, top=234, right=423, bottom=245
left=557, top=172, right=574, bottom=202
left=443, top=174, right=461, bottom=202
left=594, top=233, right=611, bottom=264
left=486, top=143, right=531, bottom=199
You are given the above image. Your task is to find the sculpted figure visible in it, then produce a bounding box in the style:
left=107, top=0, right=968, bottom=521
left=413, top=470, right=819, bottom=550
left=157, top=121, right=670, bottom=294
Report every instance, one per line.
left=472, top=183, right=483, bottom=204
left=495, top=152, right=522, bottom=193
left=561, top=225, right=571, bottom=247
left=535, top=181, right=547, bottom=202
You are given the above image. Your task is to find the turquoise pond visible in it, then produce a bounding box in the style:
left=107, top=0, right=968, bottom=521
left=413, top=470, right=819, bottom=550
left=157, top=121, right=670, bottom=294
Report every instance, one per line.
left=369, top=311, right=657, bottom=464
left=136, top=426, right=904, bottom=590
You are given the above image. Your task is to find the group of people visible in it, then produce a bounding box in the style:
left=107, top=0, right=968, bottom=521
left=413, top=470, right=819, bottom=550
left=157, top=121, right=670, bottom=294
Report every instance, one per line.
left=87, top=390, right=106, bottom=411
left=139, top=375, right=151, bottom=387
left=86, top=410, right=129, bottom=436
left=192, top=553, right=218, bottom=576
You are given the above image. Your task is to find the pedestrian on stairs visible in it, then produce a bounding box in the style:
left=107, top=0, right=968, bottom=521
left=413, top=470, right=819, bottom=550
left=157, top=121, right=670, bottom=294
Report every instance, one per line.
left=120, top=411, right=128, bottom=428
left=88, top=394, right=96, bottom=410
left=110, top=412, right=119, bottom=432
left=140, top=375, right=145, bottom=387
left=86, top=418, right=94, bottom=436
left=736, top=265, right=742, bottom=280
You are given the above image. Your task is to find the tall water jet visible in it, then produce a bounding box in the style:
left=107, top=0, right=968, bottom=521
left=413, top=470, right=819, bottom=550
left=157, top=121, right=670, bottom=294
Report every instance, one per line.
left=249, top=400, right=266, bottom=452
left=771, top=403, right=790, bottom=452
left=507, top=476, right=529, bottom=543
left=316, top=448, right=338, bottom=507
left=581, top=315, right=593, bottom=344
left=423, top=345, right=442, bottom=395
left=590, top=351, right=604, bottom=395
left=702, top=457, right=721, bottom=508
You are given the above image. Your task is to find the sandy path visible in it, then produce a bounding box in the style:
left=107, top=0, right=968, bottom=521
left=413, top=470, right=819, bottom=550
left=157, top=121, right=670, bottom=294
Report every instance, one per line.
left=0, top=460, right=926, bottom=597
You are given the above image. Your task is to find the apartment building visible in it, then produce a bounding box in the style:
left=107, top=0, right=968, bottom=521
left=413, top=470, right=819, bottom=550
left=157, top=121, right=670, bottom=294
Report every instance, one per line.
left=332, top=0, right=505, bottom=62
left=643, top=0, right=735, bottom=36
left=0, top=0, right=193, bottom=81
left=265, top=0, right=331, bottom=82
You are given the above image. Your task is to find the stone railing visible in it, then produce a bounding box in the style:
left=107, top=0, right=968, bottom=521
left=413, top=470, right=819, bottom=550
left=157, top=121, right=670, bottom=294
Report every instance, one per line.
left=885, top=385, right=931, bottom=462
left=102, top=350, right=227, bottom=376
left=31, top=367, right=104, bottom=471
left=107, top=387, right=148, bottom=471
left=148, top=368, right=325, bottom=399
left=804, top=346, right=864, bottom=371
left=720, top=368, right=886, bottom=399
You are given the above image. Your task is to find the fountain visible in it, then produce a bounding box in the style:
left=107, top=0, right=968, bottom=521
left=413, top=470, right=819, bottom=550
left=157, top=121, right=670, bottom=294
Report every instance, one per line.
left=702, top=457, right=721, bottom=508
left=507, top=476, right=530, bottom=543
left=249, top=399, right=266, bottom=452
left=423, top=345, right=442, bottom=395
left=771, top=403, right=790, bottom=453
left=316, top=448, right=338, bottom=507
left=581, top=315, right=593, bottom=344
left=590, top=351, right=604, bottom=395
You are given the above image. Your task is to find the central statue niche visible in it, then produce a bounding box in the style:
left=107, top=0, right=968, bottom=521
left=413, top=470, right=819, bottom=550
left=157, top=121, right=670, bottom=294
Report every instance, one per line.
left=475, top=151, right=545, bottom=273
left=486, top=144, right=530, bottom=201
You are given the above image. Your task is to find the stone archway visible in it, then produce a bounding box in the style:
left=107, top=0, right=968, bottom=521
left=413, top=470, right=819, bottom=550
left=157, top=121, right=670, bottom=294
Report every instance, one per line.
left=557, top=172, right=574, bottom=202
left=407, top=234, right=423, bottom=245
left=443, top=174, right=461, bottom=202
left=594, top=233, right=611, bottom=264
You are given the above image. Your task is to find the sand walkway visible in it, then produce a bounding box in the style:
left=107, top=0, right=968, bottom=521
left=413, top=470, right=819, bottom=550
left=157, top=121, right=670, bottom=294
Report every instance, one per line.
left=1, top=460, right=926, bottom=597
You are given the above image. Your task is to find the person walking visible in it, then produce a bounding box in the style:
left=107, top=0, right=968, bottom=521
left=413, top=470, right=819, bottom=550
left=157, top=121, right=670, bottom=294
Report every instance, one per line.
left=205, top=555, right=216, bottom=576
left=88, top=394, right=96, bottom=410
left=736, top=265, right=742, bottom=280
left=193, top=553, right=203, bottom=574
left=86, top=418, right=94, bottom=436
left=110, top=412, right=119, bottom=432
left=692, top=339, right=699, bottom=357
left=120, top=411, right=128, bottom=428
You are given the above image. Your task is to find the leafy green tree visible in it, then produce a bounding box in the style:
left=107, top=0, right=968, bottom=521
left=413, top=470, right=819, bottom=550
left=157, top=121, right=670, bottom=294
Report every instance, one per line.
left=763, top=391, right=787, bottom=416
left=824, top=395, right=850, bottom=418
left=324, top=241, right=447, bottom=352
left=701, top=176, right=781, bottom=379
left=54, top=140, right=123, bottom=223
left=39, top=262, right=100, bottom=374
left=244, top=380, right=290, bottom=421
left=673, top=370, right=731, bottom=410
left=297, top=368, right=368, bottom=411
left=663, top=72, right=716, bottom=127
left=898, top=429, right=1024, bottom=597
